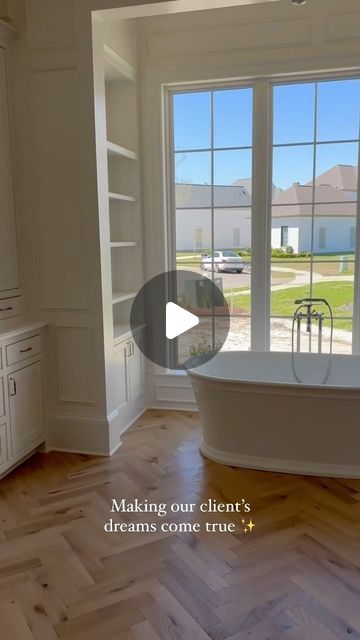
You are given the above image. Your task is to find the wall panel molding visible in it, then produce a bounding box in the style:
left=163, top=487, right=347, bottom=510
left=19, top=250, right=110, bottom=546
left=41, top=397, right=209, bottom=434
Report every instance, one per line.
left=56, top=325, right=96, bottom=405
left=325, top=11, right=360, bottom=43
left=25, top=0, right=76, bottom=51
left=31, top=50, right=77, bottom=73
left=147, top=18, right=310, bottom=58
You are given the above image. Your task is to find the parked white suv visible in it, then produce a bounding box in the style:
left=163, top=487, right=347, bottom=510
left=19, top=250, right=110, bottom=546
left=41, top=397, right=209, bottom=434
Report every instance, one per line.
left=200, top=250, right=245, bottom=273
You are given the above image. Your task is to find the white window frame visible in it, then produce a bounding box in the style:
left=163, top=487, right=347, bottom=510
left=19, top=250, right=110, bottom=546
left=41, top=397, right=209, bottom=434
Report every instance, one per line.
left=164, top=70, right=360, bottom=355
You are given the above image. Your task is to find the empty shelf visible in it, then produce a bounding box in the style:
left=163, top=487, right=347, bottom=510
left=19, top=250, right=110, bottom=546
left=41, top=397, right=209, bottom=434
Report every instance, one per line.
left=107, top=140, right=137, bottom=161
left=109, top=192, right=136, bottom=202
left=112, top=291, right=137, bottom=305
left=113, top=322, right=145, bottom=344
left=110, top=242, right=137, bottom=248
left=103, top=45, right=136, bottom=83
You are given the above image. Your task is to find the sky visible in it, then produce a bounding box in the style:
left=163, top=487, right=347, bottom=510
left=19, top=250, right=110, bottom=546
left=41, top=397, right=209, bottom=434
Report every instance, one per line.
left=173, top=79, right=360, bottom=191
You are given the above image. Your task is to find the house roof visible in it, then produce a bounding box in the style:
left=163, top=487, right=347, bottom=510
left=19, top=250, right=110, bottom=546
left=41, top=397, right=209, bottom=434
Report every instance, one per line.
left=176, top=180, right=280, bottom=208
left=312, top=164, right=358, bottom=192
left=272, top=165, right=358, bottom=217
left=175, top=183, right=251, bottom=208
left=175, top=165, right=358, bottom=215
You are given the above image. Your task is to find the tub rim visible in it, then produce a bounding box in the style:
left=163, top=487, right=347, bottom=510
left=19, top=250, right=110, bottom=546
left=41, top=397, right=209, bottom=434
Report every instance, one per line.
left=185, top=350, right=360, bottom=392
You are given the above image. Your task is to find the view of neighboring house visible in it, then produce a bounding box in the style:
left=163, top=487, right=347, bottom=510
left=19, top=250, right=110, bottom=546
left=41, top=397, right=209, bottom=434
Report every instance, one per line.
left=176, top=164, right=358, bottom=254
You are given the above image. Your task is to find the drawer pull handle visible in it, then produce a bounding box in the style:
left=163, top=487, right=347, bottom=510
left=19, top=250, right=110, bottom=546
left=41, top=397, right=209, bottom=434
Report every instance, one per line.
left=0, top=307, right=13, bottom=312
left=20, top=347, right=32, bottom=353
left=9, top=377, right=16, bottom=396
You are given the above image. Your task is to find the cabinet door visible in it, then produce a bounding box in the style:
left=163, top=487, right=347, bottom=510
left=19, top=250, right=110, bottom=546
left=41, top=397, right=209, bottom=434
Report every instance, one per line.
left=8, top=362, right=44, bottom=457
left=0, top=49, right=19, bottom=293
left=0, top=422, right=9, bottom=470
left=129, top=337, right=145, bottom=403
left=113, top=341, right=130, bottom=411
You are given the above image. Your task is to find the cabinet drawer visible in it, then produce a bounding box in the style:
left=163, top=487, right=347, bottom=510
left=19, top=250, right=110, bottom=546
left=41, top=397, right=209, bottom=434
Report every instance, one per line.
left=6, top=334, right=41, bottom=366
left=0, top=423, right=8, bottom=468
left=0, top=296, right=21, bottom=321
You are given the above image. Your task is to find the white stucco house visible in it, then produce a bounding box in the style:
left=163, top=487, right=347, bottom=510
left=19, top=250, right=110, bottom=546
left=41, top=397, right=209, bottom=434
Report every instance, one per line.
left=271, top=165, right=358, bottom=254
left=175, top=183, right=252, bottom=252
left=176, top=164, right=358, bottom=255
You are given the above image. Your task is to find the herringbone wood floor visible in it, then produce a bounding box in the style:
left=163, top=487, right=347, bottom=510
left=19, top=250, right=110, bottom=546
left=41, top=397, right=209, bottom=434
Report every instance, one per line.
left=0, top=410, right=360, bottom=639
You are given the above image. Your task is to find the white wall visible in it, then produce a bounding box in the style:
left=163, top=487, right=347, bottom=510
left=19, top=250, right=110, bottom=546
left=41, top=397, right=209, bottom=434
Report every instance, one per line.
left=137, top=0, right=360, bottom=406
left=272, top=217, right=357, bottom=254
left=176, top=208, right=251, bottom=251
left=271, top=226, right=299, bottom=254
left=6, top=0, right=360, bottom=427
left=7, top=0, right=173, bottom=453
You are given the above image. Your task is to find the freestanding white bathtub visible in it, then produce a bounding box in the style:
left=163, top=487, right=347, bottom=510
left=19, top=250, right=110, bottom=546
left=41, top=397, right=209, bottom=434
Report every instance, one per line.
left=187, top=351, right=360, bottom=478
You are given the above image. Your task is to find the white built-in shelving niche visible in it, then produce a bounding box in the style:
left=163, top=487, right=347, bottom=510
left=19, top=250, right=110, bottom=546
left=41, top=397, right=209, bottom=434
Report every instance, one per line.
left=103, top=44, right=143, bottom=343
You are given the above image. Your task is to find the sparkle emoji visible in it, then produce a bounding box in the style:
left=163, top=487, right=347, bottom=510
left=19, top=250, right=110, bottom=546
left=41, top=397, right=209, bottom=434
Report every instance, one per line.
left=247, top=517, right=255, bottom=533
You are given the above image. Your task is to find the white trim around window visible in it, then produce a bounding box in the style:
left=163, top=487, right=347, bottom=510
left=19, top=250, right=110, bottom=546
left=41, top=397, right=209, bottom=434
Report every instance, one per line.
left=163, top=69, right=360, bottom=355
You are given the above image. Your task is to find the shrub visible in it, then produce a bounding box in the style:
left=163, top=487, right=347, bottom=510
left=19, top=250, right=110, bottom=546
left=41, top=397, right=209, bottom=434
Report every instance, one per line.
left=229, top=248, right=252, bottom=257
left=271, top=247, right=287, bottom=258
left=271, top=246, right=304, bottom=259
left=189, top=337, right=222, bottom=357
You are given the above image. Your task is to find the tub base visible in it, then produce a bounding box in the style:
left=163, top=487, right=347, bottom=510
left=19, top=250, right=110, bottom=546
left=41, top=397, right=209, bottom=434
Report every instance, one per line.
left=200, top=440, right=360, bottom=478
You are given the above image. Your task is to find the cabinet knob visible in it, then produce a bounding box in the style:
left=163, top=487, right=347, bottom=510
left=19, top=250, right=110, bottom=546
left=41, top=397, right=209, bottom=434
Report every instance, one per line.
left=20, top=347, right=32, bottom=353
left=0, top=307, right=13, bottom=312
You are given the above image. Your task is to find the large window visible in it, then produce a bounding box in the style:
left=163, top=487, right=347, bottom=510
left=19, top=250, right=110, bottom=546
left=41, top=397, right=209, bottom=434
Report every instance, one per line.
left=173, top=87, right=253, bottom=357
left=169, top=76, right=360, bottom=356
left=271, top=78, right=359, bottom=354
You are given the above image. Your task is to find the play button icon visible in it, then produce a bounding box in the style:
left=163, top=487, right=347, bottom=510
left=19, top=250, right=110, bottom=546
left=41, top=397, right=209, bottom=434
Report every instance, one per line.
left=166, top=302, right=199, bottom=339
left=130, top=269, right=230, bottom=370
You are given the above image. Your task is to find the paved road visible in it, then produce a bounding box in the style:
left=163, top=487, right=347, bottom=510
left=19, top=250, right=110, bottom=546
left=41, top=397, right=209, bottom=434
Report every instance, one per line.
left=178, top=264, right=252, bottom=289
left=179, top=263, right=354, bottom=296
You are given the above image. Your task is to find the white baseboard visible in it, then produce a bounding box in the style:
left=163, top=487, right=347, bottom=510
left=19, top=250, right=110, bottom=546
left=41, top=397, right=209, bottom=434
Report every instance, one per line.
left=108, top=401, right=147, bottom=455
left=47, top=412, right=111, bottom=455
left=200, top=440, right=360, bottom=478
left=47, top=400, right=148, bottom=456
left=150, top=402, right=198, bottom=412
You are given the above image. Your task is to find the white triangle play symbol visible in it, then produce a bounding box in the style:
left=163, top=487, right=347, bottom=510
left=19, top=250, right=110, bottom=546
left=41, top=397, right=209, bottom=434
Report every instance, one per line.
left=166, top=302, right=199, bottom=340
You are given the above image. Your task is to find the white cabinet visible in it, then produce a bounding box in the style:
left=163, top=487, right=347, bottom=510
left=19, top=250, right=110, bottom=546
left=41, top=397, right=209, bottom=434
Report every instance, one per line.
left=129, top=335, right=145, bottom=404
left=8, top=362, right=44, bottom=457
left=0, top=422, right=8, bottom=471
left=124, top=335, right=145, bottom=407
left=0, top=376, right=4, bottom=417
left=0, top=326, right=45, bottom=478
left=113, top=340, right=129, bottom=412
left=113, top=332, right=145, bottom=428
left=0, top=47, right=19, bottom=296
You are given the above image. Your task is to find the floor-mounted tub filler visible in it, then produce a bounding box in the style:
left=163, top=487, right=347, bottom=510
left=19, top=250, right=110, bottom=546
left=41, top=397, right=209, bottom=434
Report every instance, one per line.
left=186, top=299, right=360, bottom=478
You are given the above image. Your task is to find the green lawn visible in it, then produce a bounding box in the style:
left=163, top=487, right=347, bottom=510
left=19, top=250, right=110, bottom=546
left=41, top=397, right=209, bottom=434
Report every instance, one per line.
left=228, top=282, right=354, bottom=331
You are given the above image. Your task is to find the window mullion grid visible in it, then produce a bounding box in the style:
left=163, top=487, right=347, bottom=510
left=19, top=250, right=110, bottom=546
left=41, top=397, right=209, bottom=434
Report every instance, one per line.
left=251, top=79, right=272, bottom=351
left=352, top=122, right=360, bottom=354
left=210, top=91, right=216, bottom=350
left=307, top=82, right=318, bottom=353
